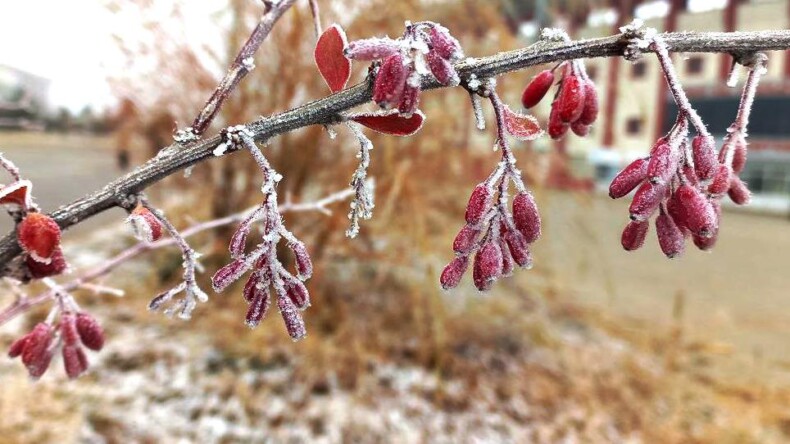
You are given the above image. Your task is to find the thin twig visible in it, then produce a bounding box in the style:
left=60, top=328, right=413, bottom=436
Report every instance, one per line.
left=0, top=29, right=789, bottom=273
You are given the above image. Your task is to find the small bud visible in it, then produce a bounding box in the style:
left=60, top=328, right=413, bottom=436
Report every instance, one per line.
left=521, top=70, right=555, bottom=109
left=26, top=247, right=68, bottom=279
left=512, top=192, right=541, bottom=243
left=646, top=143, right=679, bottom=185
left=397, top=83, right=421, bottom=117
left=621, top=220, right=649, bottom=251
left=452, top=224, right=479, bottom=255
left=277, top=294, right=307, bottom=341
left=245, top=288, right=271, bottom=328
left=60, top=312, right=79, bottom=346
left=504, top=229, right=533, bottom=269
left=656, top=208, right=685, bottom=258
left=727, top=175, right=751, bottom=205
left=472, top=242, right=503, bottom=292
left=428, top=25, right=463, bottom=61
left=127, top=206, right=163, bottom=243
left=426, top=51, right=459, bottom=86
left=465, top=184, right=491, bottom=225
left=372, top=53, right=408, bottom=108
left=62, top=345, right=88, bottom=379
left=577, top=81, right=599, bottom=125
left=708, top=164, right=732, bottom=195
left=499, top=239, right=514, bottom=277
left=440, top=256, right=469, bottom=290
left=212, top=257, right=252, bottom=293
left=285, top=278, right=310, bottom=310
left=76, top=313, right=105, bottom=351
left=609, top=157, right=649, bottom=199
left=570, top=121, right=590, bottom=137
left=730, top=136, right=747, bottom=174
left=18, top=212, right=61, bottom=264
left=343, top=37, right=400, bottom=61
left=21, top=323, right=54, bottom=379
left=556, top=75, right=586, bottom=123
left=290, top=242, right=313, bottom=280
left=628, top=182, right=665, bottom=221
left=547, top=106, right=568, bottom=140
left=675, top=184, right=717, bottom=237
left=692, top=135, right=717, bottom=180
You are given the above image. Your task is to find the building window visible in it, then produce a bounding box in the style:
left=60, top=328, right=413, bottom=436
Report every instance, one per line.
left=632, top=61, right=647, bottom=78
left=686, top=56, right=704, bottom=75
left=626, top=118, right=643, bottom=135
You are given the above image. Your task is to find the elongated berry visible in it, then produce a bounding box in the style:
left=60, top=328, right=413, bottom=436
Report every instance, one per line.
left=440, top=256, right=469, bottom=290
left=656, top=208, right=685, bottom=258
left=245, top=288, right=271, bottom=328
left=692, top=135, right=717, bottom=180
left=62, top=345, right=88, bottom=379
left=277, top=294, right=306, bottom=341
left=504, top=230, right=533, bottom=269
left=8, top=336, right=28, bottom=358
left=428, top=25, right=463, bottom=61
left=621, top=220, right=649, bottom=251
left=512, top=192, right=541, bottom=243
left=372, top=54, right=407, bottom=108
left=647, top=143, right=678, bottom=185
left=548, top=106, right=568, bottom=140
left=18, top=212, right=61, bottom=264
left=212, top=257, right=252, bottom=292
left=675, top=184, right=717, bottom=237
left=291, top=242, right=313, bottom=280
left=21, top=323, right=53, bottom=379
left=557, top=75, right=586, bottom=123
left=60, top=312, right=79, bottom=346
left=609, top=157, right=649, bottom=199
left=398, top=83, right=421, bottom=117
left=708, top=164, right=732, bottom=195
left=426, top=51, right=458, bottom=86
left=343, top=37, right=400, bottom=61
left=465, top=184, right=491, bottom=225
left=285, top=278, right=310, bottom=310
left=472, top=242, right=502, bottom=292
left=728, top=175, right=751, bottom=205
left=731, top=136, right=747, bottom=174
left=521, top=70, right=555, bottom=109
left=571, top=122, right=590, bottom=137
left=76, top=313, right=105, bottom=351
left=452, top=224, right=479, bottom=255
left=629, top=182, right=665, bottom=221
left=577, top=81, right=599, bottom=125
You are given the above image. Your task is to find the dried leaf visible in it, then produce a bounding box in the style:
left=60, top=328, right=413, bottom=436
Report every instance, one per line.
left=502, top=106, right=542, bottom=141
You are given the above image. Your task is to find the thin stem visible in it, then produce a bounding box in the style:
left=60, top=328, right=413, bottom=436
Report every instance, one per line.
left=187, top=0, right=299, bottom=137
left=0, top=153, right=21, bottom=181
left=308, top=0, right=321, bottom=38
left=0, top=29, right=789, bottom=273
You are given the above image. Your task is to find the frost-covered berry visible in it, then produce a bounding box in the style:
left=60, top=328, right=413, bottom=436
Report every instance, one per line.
left=472, top=242, right=502, bottom=292
left=290, top=242, right=313, bottom=281
left=504, top=229, right=532, bottom=269
left=76, top=313, right=105, bottom=351
left=440, top=256, right=469, bottom=290
left=499, top=238, right=514, bottom=277
left=727, top=175, right=751, bottom=205
left=277, top=294, right=306, bottom=341
left=18, top=212, right=61, bottom=264
left=547, top=106, right=568, bottom=140
left=656, top=208, right=685, bottom=258
left=452, top=224, right=479, bottom=255
left=621, top=220, right=649, bottom=251
left=628, top=182, right=665, bottom=221
left=512, top=192, right=541, bottom=244
left=675, top=184, right=717, bottom=237
left=692, top=135, right=717, bottom=180
left=465, top=184, right=492, bottom=225
left=19, top=323, right=54, bottom=379
left=343, top=37, right=401, bottom=61
left=428, top=25, right=463, bottom=61
left=62, top=345, right=88, bottom=379
left=570, top=121, right=590, bottom=137
left=577, top=80, right=599, bottom=125
left=521, top=70, right=555, bottom=109
left=708, top=164, right=732, bottom=195
left=398, top=83, right=421, bottom=117
left=245, top=288, right=271, bottom=328
left=556, top=75, right=585, bottom=123
left=372, top=53, right=408, bottom=108
left=646, top=142, right=678, bottom=185
left=426, top=50, right=458, bottom=86
left=212, top=257, right=251, bottom=293
left=609, top=157, right=649, bottom=199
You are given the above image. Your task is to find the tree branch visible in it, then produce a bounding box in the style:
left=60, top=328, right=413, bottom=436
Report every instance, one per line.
left=1, top=29, right=789, bottom=276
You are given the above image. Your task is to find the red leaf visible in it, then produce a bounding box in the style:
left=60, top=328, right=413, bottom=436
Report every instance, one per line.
left=314, top=24, right=351, bottom=93
left=350, top=110, right=425, bottom=136
left=502, top=105, right=542, bottom=140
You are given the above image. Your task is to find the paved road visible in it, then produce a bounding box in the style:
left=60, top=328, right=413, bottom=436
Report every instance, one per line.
left=0, top=131, right=124, bottom=236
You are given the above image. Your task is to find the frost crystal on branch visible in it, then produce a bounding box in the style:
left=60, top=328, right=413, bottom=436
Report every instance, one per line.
left=345, top=123, right=375, bottom=238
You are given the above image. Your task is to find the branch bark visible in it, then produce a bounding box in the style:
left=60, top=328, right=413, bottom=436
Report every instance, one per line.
left=1, top=29, right=789, bottom=276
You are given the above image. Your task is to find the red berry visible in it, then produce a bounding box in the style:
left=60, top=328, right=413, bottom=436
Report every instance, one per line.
left=76, top=312, right=105, bottom=351
left=277, top=294, right=306, bottom=341
left=727, top=175, right=751, bottom=205
left=646, top=142, right=679, bottom=185
left=692, top=135, right=717, bottom=181
left=656, top=208, right=685, bottom=258
left=708, top=164, right=732, bottom=195
left=245, top=288, right=271, bottom=328
left=547, top=106, right=569, bottom=140
left=428, top=25, right=463, bottom=61
left=426, top=50, right=458, bottom=86
left=504, top=229, right=533, bottom=269
left=521, top=70, right=555, bottom=109
left=465, top=184, right=491, bottom=225
left=440, top=256, right=469, bottom=290
left=512, top=192, right=541, bottom=243
left=18, top=212, right=62, bottom=264
left=291, top=242, right=313, bottom=281
left=609, top=157, right=649, bottom=199
left=372, top=54, right=408, bottom=108
left=621, top=220, right=649, bottom=251
left=675, top=185, right=717, bottom=237
left=452, top=224, right=479, bottom=255
left=628, top=182, right=665, bottom=221
left=472, top=242, right=502, bottom=292
left=577, top=80, right=599, bottom=125
left=556, top=75, right=586, bottom=123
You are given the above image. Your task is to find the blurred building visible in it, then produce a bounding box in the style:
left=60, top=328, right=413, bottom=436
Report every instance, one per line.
left=0, top=65, right=50, bottom=130
left=520, top=0, right=790, bottom=205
